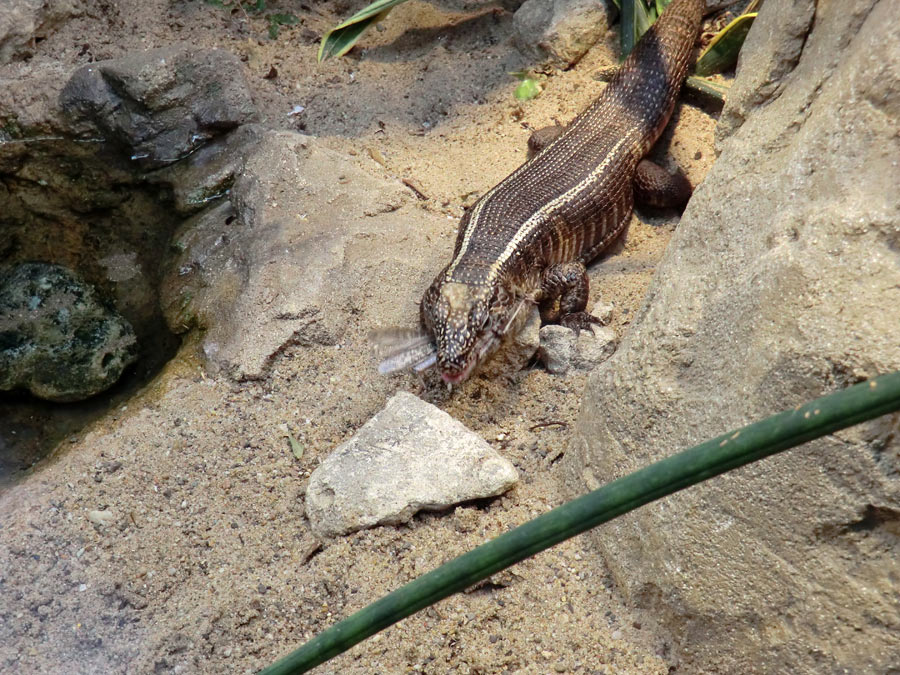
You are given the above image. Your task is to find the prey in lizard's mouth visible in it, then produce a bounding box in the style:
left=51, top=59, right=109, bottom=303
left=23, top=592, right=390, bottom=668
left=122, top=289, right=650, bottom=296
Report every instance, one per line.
left=374, top=278, right=528, bottom=384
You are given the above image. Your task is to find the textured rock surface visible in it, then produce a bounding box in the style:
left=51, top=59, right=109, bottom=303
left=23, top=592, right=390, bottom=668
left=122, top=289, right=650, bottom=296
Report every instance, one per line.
left=715, top=0, right=815, bottom=144
left=513, top=0, right=616, bottom=66
left=0, top=0, right=82, bottom=65
left=0, top=263, right=138, bottom=402
left=60, top=47, right=256, bottom=170
left=159, top=127, right=443, bottom=380
left=567, top=0, right=900, bottom=672
left=539, top=324, right=617, bottom=374
left=306, top=392, right=519, bottom=537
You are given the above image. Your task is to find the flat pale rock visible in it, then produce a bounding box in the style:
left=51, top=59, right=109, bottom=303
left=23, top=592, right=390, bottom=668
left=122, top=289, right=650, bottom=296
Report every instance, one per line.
left=306, top=392, right=518, bottom=537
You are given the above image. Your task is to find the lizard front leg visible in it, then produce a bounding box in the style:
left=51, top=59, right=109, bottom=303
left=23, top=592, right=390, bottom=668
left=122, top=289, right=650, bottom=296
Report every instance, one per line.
left=538, top=261, right=603, bottom=331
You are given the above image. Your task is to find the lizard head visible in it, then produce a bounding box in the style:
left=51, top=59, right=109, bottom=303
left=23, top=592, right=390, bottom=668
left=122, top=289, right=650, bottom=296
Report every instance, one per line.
left=372, top=275, right=527, bottom=385
left=420, top=278, right=519, bottom=384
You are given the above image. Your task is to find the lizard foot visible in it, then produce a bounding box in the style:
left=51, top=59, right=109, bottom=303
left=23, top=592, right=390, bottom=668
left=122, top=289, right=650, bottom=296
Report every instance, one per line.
left=559, top=312, right=603, bottom=335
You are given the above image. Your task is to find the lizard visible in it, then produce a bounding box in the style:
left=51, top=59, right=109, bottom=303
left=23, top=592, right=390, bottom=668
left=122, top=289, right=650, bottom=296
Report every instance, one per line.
left=376, top=0, right=703, bottom=384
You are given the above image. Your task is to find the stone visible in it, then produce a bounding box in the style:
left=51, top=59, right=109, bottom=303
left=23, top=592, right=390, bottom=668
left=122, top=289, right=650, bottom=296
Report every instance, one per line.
left=0, top=263, right=138, bottom=402
left=539, top=325, right=576, bottom=374
left=513, top=0, right=616, bottom=67
left=480, top=305, right=541, bottom=380
left=715, top=0, right=815, bottom=145
left=539, top=324, right=617, bottom=374
left=590, top=300, right=614, bottom=325
left=160, top=128, right=445, bottom=380
left=306, top=392, right=519, bottom=537
left=60, top=46, right=256, bottom=170
left=86, top=509, right=114, bottom=527
left=574, top=325, right=616, bottom=367
left=566, top=0, right=900, bottom=672
left=149, top=125, right=261, bottom=216
left=0, top=0, right=82, bottom=65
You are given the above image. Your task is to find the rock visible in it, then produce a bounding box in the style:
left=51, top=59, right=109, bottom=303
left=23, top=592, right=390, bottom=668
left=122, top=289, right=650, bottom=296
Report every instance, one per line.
left=160, top=128, right=444, bottom=380
left=539, top=324, right=617, bottom=374
left=566, top=1, right=900, bottom=672
left=86, top=509, right=114, bottom=527
left=60, top=47, right=256, bottom=170
left=574, top=325, right=617, bottom=367
left=539, top=325, right=576, bottom=374
left=715, top=0, right=815, bottom=144
left=150, top=125, right=261, bottom=216
left=590, top=300, right=614, bottom=325
left=0, top=0, right=82, bottom=65
left=480, top=305, right=541, bottom=379
left=513, top=0, right=616, bottom=67
left=306, top=392, right=519, bottom=537
left=0, top=263, right=138, bottom=402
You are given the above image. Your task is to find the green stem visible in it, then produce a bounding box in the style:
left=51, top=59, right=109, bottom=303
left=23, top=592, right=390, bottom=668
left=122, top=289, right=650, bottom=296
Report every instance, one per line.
left=261, top=371, right=900, bottom=674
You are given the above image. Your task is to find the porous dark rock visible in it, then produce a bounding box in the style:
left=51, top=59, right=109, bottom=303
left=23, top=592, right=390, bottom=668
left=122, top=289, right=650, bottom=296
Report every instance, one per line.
left=0, top=263, right=138, bottom=402
left=60, top=46, right=256, bottom=170
left=567, top=0, right=900, bottom=672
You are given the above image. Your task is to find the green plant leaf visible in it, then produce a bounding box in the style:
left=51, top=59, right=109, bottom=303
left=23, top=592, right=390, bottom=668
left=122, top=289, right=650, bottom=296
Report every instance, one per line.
left=514, top=78, right=542, bottom=101
left=287, top=431, right=304, bottom=460
left=620, top=0, right=655, bottom=59
left=260, top=371, right=900, bottom=674
left=317, top=0, right=409, bottom=62
left=268, top=12, right=299, bottom=39
left=695, top=12, right=757, bottom=76
left=684, top=74, right=730, bottom=102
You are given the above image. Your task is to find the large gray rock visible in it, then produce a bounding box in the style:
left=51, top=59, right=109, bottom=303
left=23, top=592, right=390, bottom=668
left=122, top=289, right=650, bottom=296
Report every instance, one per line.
left=159, top=128, right=449, bottom=381
left=513, top=0, right=616, bottom=67
left=60, top=47, right=256, bottom=170
left=716, top=0, right=816, bottom=144
left=306, top=392, right=519, bottom=537
left=0, top=263, right=138, bottom=402
left=0, top=0, right=82, bottom=65
left=567, top=0, right=900, bottom=672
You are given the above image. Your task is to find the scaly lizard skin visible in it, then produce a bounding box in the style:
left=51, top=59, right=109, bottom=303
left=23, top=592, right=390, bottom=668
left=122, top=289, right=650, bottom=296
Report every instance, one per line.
left=379, top=0, right=703, bottom=384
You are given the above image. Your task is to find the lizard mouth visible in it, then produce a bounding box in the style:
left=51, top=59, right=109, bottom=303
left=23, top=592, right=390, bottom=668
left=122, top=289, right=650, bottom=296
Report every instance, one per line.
left=439, top=331, right=501, bottom=384
left=440, top=358, right=478, bottom=384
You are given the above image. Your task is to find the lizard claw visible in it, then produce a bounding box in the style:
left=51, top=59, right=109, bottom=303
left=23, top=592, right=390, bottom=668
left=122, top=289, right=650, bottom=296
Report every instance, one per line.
left=559, top=312, right=603, bottom=336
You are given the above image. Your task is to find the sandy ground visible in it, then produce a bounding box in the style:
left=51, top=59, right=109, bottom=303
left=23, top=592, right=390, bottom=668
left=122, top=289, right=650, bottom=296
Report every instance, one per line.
left=1, top=0, right=719, bottom=672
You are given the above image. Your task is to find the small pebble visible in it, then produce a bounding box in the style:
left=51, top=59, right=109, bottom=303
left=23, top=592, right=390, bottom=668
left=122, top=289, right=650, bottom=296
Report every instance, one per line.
left=87, top=510, right=114, bottom=526
left=611, top=629, right=623, bottom=640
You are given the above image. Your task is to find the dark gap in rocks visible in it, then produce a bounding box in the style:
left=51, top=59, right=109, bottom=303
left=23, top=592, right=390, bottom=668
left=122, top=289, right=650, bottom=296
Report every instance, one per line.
left=0, top=137, right=183, bottom=488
